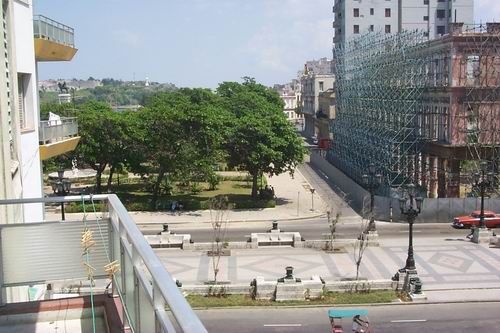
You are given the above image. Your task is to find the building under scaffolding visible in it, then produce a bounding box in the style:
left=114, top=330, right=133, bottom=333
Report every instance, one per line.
left=329, top=23, right=500, bottom=198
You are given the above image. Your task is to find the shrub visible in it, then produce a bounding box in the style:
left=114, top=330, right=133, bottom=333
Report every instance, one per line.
left=190, top=182, right=203, bottom=194
left=207, top=173, right=221, bottom=190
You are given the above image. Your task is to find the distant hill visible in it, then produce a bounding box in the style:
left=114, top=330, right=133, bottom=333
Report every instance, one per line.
left=39, top=78, right=178, bottom=107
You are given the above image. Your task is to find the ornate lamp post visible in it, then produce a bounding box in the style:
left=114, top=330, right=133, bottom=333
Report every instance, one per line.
left=393, top=183, right=424, bottom=294
left=398, top=184, right=423, bottom=271
left=50, top=168, right=71, bottom=221
left=471, top=161, right=495, bottom=243
left=362, top=163, right=382, bottom=233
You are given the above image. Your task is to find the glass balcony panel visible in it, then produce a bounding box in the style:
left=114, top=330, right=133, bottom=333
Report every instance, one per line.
left=33, top=15, right=75, bottom=48
left=39, top=117, right=78, bottom=144
left=0, top=195, right=207, bottom=333
left=123, top=249, right=136, bottom=328
left=138, top=275, right=155, bottom=332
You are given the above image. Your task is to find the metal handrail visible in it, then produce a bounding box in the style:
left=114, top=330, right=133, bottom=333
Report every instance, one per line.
left=33, top=15, right=75, bottom=47
left=0, top=195, right=207, bottom=333
left=39, top=117, right=78, bottom=143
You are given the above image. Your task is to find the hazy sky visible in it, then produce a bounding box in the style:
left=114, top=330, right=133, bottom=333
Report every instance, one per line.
left=34, top=0, right=498, bottom=88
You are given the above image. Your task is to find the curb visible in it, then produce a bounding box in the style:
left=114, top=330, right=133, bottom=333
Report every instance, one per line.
left=189, top=298, right=500, bottom=311
left=132, top=212, right=327, bottom=225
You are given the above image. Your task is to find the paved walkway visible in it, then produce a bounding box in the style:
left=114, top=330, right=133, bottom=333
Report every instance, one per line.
left=155, top=237, right=500, bottom=298
left=127, top=169, right=326, bottom=224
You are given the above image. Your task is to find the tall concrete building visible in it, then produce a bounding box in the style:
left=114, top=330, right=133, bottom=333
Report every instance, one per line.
left=333, top=0, right=474, bottom=45
left=0, top=0, right=79, bottom=225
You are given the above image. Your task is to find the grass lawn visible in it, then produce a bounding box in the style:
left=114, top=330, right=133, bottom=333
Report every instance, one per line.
left=65, top=177, right=275, bottom=212
left=185, top=290, right=397, bottom=308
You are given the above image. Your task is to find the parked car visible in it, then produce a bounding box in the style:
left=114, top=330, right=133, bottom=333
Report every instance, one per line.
left=452, top=210, right=500, bottom=229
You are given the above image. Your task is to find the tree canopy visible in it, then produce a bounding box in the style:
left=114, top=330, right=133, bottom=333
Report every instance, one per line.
left=42, top=78, right=305, bottom=203
left=217, top=78, right=305, bottom=197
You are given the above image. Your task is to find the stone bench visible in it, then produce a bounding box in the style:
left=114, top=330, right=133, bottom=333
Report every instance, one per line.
left=145, top=231, right=191, bottom=249
left=250, top=229, right=302, bottom=248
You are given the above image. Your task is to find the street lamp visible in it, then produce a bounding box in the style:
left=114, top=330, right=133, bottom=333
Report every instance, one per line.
left=472, top=161, right=495, bottom=229
left=362, top=163, right=382, bottom=233
left=398, top=184, right=423, bottom=271
left=50, top=168, right=71, bottom=221
left=309, top=188, right=316, bottom=211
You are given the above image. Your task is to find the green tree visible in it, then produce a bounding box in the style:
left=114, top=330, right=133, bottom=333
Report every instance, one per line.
left=217, top=79, right=305, bottom=198
left=75, top=101, right=129, bottom=193
left=135, top=89, right=228, bottom=207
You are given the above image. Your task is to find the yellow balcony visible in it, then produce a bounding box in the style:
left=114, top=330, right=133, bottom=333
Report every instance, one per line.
left=33, top=15, right=77, bottom=61
left=39, top=117, right=80, bottom=160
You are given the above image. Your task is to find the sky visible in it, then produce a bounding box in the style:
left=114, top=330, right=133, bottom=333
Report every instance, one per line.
left=34, top=0, right=499, bottom=88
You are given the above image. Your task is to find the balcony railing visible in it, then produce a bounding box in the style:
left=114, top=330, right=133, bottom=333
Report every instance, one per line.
left=39, top=117, right=78, bottom=144
left=0, top=195, right=207, bottom=333
left=33, top=15, right=75, bottom=48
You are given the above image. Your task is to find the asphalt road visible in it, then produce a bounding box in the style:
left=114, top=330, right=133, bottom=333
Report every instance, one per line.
left=195, top=302, right=500, bottom=333
left=139, top=218, right=469, bottom=242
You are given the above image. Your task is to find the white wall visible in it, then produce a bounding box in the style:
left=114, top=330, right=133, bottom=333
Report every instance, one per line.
left=13, top=0, right=43, bottom=222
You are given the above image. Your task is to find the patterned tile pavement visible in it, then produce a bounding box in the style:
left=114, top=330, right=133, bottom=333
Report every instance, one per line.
left=155, top=240, right=500, bottom=290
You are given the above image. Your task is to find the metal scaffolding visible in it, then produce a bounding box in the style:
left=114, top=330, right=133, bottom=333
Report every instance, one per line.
left=330, top=30, right=429, bottom=195
left=330, top=25, right=500, bottom=197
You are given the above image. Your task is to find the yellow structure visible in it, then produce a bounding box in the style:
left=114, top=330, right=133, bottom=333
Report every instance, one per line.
left=39, top=136, right=80, bottom=160
left=34, top=38, right=77, bottom=62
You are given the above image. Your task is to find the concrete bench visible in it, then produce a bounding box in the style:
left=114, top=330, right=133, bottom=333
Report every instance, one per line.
left=250, top=230, right=302, bottom=248
left=145, top=231, right=191, bottom=249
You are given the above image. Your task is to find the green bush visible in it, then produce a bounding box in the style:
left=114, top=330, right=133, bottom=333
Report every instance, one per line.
left=234, top=199, right=275, bottom=209
left=190, top=183, right=203, bottom=194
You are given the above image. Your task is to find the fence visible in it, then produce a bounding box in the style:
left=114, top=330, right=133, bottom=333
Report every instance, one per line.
left=311, top=152, right=500, bottom=223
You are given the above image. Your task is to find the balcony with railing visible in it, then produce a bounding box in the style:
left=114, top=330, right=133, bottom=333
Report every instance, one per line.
left=39, top=117, right=80, bottom=160
left=33, top=15, right=78, bottom=61
left=0, top=195, right=207, bottom=333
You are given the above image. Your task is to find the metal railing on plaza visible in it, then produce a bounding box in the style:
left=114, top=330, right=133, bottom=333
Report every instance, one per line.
left=0, top=195, right=207, bottom=333
left=33, top=15, right=75, bottom=47
left=39, top=117, right=78, bottom=144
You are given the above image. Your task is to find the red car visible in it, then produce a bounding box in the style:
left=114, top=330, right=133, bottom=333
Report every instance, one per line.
left=452, top=210, right=500, bottom=229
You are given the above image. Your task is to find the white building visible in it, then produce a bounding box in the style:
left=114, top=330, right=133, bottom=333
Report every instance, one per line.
left=1, top=0, right=79, bottom=225
left=274, top=82, right=304, bottom=130
left=333, top=0, right=474, bottom=45
left=0, top=0, right=41, bottom=223
left=300, top=74, right=335, bottom=137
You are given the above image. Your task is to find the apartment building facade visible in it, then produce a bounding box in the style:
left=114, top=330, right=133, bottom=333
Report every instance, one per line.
left=0, top=0, right=79, bottom=225
left=333, top=0, right=474, bottom=45
left=297, top=58, right=335, bottom=137
left=274, top=81, right=304, bottom=130
left=0, top=0, right=40, bottom=223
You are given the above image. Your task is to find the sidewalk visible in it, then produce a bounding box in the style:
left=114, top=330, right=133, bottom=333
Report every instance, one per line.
left=154, top=236, right=500, bottom=303
left=127, top=169, right=326, bottom=224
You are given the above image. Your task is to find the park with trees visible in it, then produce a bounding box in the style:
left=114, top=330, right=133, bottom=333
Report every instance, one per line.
left=43, top=78, right=306, bottom=212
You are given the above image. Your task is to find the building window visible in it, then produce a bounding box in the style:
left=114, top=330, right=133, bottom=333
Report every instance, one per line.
left=319, top=81, right=324, bottom=91
left=423, top=16, right=429, bottom=21
left=353, top=25, right=359, bottom=34
left=437, top=25, right=445, bottom=35
left=438, top=0, right=445, bottom=2
left=437, top=10, right=445, bottom=19
left=385, top=25, right=391, bottom=33
left=353, top=8, right=359, bottom=17
left=17, top=74, right=26, bottom=129
left=369, top=25, right=374, bottom=32
left=424, top=0, right=429, bottom=4
left=385, top=8, right=391, bottom=17
left=370, top=8, right=374, bottom=15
